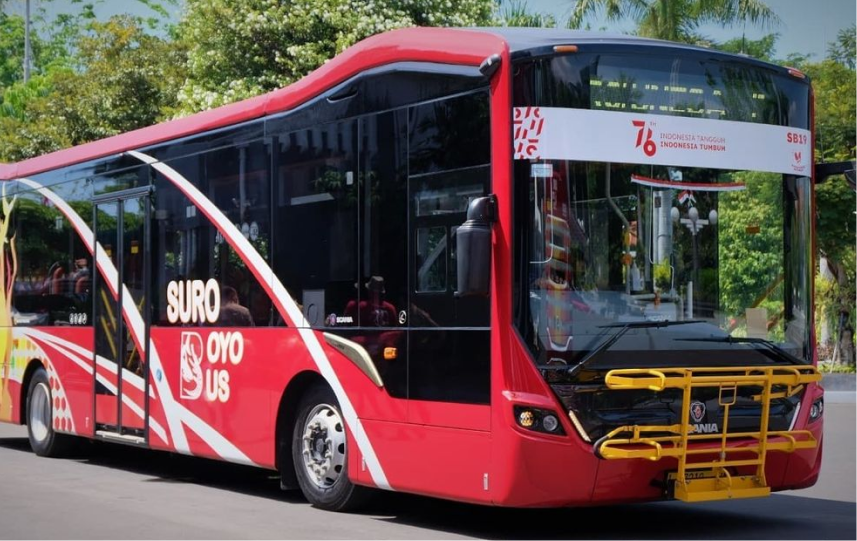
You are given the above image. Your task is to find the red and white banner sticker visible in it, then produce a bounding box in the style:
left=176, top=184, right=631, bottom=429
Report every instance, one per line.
left=513, top=107, right=811, bottom=176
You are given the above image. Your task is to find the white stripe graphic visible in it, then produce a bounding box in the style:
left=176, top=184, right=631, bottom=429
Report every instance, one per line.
left=129, top=150, right=392, bottom=489
left=21, top=327, right=154, bottom=398
left=16, top=177, right=255, bottom=464
left=15, top=176, right=188, bottom=452
left=17, top=328, right=168, bottom=443
left=11, top=329, right=76, bottom=433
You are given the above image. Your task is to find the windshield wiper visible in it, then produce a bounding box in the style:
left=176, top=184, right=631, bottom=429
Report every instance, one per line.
left=675, top=336, right=809, bottom=365
left=597, top=319, right=706, bottom=330
left=563, top=319, right=705, bottom=377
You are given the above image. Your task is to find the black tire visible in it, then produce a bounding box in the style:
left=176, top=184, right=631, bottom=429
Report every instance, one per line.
left=291, top=384, right=372, bottom=512
left=26, top=368, right=75, bottom=457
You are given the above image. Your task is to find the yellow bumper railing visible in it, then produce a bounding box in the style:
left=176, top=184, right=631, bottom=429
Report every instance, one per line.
left=594, top=365, right=820, bottom=502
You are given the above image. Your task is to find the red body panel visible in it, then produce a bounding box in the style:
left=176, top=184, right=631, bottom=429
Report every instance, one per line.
left=0, top=27, right=822, bottom=509
left=360, top=419, right=493, bottom=504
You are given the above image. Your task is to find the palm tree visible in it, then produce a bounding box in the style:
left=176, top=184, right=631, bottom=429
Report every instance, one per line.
left=499, top=1, right=557, bottom=28
left=568, top=0, right=780, bottom=44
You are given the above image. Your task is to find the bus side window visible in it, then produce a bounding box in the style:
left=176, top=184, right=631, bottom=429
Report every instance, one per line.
left=206, top=142, right=273, bottom=327
left=152, top=143, right=272, bottom=328
left=12, top=179, right=93, bottom=327
left=272, top=120, right=359, bottom=329
left=349, top=110, right=409, bottom=399
left=357, top=110, right=408, bottom=329
left=406, top=90, right=492, bottom=406
left=407, top=91, right=491, bottom=329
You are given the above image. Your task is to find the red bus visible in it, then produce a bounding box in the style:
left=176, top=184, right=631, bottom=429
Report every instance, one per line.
left=0, top=28, right=824, bottom=510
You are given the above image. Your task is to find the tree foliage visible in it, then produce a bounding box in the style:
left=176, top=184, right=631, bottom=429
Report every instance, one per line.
left=827, top=23, right=856, bottom=70
left=0, top=12, right=29, bottom=88
left=717, top=171, right=783, bottom=318
left=176, top=0, right=495, bottom=113
left=716, top=32, right=778, bottom=62
left=0, top=15, right=185, bottom=162
left=794, top=32, right=856, bottom=365
left=498, top=1, right=557, bottom=28
left=1, top=0, right=503, bottom=154
left=808, top=53, right=856, bottom=307
left=568, top=0, right=780, bottom=44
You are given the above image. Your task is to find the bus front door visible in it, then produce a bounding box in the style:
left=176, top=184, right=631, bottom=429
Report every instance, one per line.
left=92, top=190, right=151, bottom=443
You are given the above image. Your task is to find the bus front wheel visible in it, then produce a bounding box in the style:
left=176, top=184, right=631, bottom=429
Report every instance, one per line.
left=26, top=367, right=75, bottom=457
left=291, top=384, right=371, bottom=511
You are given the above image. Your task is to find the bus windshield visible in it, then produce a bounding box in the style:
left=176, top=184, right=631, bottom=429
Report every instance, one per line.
left=512, top=51, right=813, bottom=372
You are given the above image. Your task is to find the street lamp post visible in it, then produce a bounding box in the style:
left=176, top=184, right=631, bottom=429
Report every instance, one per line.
left=23, top=0, right=32, bottom=83
left=671, top=205, right=718, bottom=318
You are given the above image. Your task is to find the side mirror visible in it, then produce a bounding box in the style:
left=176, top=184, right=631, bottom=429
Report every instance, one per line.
left=456, top=195, right=496, bottom=297
left=815, top=161, right=857, bottom=192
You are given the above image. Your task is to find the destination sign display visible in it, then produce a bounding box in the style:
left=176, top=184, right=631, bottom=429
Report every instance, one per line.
left=578, top=54, right=806, bottom=126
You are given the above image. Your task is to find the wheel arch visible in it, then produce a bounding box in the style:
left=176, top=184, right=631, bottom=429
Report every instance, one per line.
left=18, top=359, right=46, bottom=425
left=275, top=370, right=327, bottom=489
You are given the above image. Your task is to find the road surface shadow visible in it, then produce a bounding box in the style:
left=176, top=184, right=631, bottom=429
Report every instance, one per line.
left=1, top=435, right=854, bottom=540
left=368, top=492, right=856, bottom=539
left=86, top=439, right=307, bottom=504
left=0, top=435, right=303, bottom=504
left=0, top=435, right=32, bottom=453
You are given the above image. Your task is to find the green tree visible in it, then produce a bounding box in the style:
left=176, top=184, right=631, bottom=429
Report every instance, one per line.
left=176, top=0, right=495, bottom=113
left=717, top=171, right=784, bottom=321
left=0, top=12, right=30, bottom=88
left=498, top=0, right=557, bottom=28
left=716, top=32, right=778, bottom=62
left=0, top=16, right=186, bottom=161
left=794, top=36, right=857, bottom=366
left=0, top=2, right=103, bottom=87
left=568, top=0, right=780, bottom=44
left=827, top=23, right=856, bottom=70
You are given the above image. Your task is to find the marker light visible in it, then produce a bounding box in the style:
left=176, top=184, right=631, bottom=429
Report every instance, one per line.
left=383, top=347, right=397, bottom=360
left=787, top=67, right=807, bottom=79
left=554, top=45, right=579, bottom=53
left=513, top=406, right=566, bottom=436
left=568, top=409, right=592, bottom=442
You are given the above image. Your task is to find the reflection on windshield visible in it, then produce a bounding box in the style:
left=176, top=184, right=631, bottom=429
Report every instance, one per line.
left=518, top=160, right=811, bottom=367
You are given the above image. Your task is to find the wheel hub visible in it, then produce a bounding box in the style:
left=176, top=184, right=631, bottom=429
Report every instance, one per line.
left=301, top=404, right=346, bottom=489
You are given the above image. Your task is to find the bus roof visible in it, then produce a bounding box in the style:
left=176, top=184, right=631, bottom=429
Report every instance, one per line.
left=0, top=27, right=800, bottom=181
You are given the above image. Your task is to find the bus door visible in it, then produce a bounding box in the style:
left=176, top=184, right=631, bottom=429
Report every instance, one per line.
left=92, top=188, right=151, bottom=443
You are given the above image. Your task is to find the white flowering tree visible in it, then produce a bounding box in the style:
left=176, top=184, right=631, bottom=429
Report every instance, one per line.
left=177, top=0, right=496, bottom=114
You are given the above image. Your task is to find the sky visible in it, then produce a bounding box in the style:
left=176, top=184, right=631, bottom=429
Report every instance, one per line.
left=4, top=0, right=856, bottom=61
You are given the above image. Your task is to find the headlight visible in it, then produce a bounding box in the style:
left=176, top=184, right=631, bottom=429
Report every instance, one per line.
left=809, top=397, right=824, bottom=422
left=513, top=406, right=566, bottom=435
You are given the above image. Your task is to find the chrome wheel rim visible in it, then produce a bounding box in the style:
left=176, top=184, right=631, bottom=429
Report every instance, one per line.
left=301, top=403, right=346, bottom=489
left=30, top=382, right=51, bottom=443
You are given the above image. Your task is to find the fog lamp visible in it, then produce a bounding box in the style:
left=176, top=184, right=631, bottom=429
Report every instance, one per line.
left=542, top=414, right=559, bottom=433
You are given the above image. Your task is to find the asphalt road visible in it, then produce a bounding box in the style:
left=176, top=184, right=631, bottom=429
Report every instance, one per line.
left=0, top=403, right=853, bottom=540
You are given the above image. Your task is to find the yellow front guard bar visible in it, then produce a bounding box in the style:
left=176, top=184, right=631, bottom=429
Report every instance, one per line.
left=594, top=366, right=821, bottom=502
